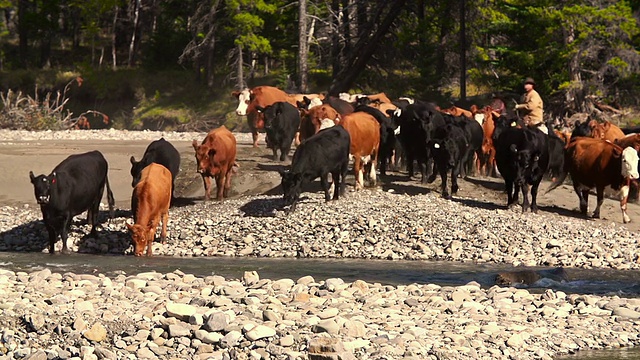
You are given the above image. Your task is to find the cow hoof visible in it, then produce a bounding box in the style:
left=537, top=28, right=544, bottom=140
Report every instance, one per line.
left=442, top=193, right=451, bottom=200
left=61, top=248, right=71, bottom=255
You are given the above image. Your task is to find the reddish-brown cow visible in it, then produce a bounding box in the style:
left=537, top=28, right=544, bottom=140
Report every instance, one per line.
left=127, top=163, right=172, bottom=257
left=589, top=120, right=625, bottom=142
left=232, top=86, right=323, bottom=147
left=441, top=106, right=473, bottom=119
left=340, top=112, right=381, bottom=190
left=547, top=137, right=640, bottom=223
left=192, top=126, right=238, bottom=201
left=299, top=104, right=342, bottom=142
left=472, top=106, right=498, bottom=176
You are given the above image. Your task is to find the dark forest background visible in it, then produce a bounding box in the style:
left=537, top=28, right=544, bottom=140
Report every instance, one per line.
left=1, top=0, right=639, bottom=131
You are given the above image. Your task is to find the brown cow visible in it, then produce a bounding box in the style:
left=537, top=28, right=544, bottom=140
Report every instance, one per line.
left=127, top=163, right=172, bottom=257
left=547, top=137, right=640, bottom=223
left=441, top=106, right=473, bottom=119
left=232, top=86, right=323, bottom=147
left=299, top=104, right=341, bottom=142
left=553, top=129, right=572, bottom=145
left=472, top=106, right=498, bottom=176
left=614, top=133, right=640, bottom=151
left=589, top=120, right=625, bottom=142
left=340, top=112, right=381, bottom=190
left=193, top=126, right=237, bottom=201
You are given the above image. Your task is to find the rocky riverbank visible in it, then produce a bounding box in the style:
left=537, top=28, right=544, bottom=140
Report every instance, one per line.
left=1, top=129, right=640, bottom=359
left=0, top=268, right=639, bottom=360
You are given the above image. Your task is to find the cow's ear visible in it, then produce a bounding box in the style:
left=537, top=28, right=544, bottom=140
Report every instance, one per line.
left=296, top=101, right=306, bottom=110
left=231, top=91, right=241, bottom=98
left=126, top=223, right=134, bottom=232
left=612, top=146, right=623, bottom=158
left=588, top=120, right=598, bottom=129
left=510, top=144, right=518, bottom=153
left=192, top=139, right=199, bottom=150
left=130, top=156, right=136, bottom=164
left=29, top=171, right=35, bottom=183
left=603, top=121, right=611, bottom=130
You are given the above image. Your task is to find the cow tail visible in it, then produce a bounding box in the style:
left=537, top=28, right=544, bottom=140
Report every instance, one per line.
left=545, top=161, right=568, bottom=194
left=105, top=176, right=115, bottom=219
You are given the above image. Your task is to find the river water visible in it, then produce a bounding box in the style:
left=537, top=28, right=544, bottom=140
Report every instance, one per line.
left=1, top=252, right=639, bottom=359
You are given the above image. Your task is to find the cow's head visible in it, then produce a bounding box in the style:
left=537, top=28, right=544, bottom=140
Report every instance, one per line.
left=192, top=140, right=215, bottom=175
left=591, top=121, right=610, bottom=139
left=510, top=144, right=540, bottom=185
left=232, top=89, right=252, bottom=116
left=279, top=169, right=302, bottom=211
left=619, top=147, right=640, bottom=179
left=430, top=139, right=458, bottom=169
left=129, top=156, right=145, bottom=187
left=29, top=171, right=55, bottom=205
left=256, top=104, right=279, bottom=130
left=126, top=223, right=149, bottom=256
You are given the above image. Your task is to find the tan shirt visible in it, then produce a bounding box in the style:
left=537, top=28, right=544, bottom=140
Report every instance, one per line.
left=517, top=89, right=543, bottom=125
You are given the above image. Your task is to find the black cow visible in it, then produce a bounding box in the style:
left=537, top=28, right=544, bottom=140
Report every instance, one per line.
left=442, top=115, right=484, bottom=178
left=622, top=126, right=640, bottom=135
left=389, top=103, right=445, bottom=183
left=429, top=124, right=469, bottom=198
left=571, top=119, right=592, bottom=140
left=279, top=126, right=350, bottom=213
left=130, top=138, right=181, bottom=197
left=353, top=105, right=397, bottom=175
left=29, top=150, right=115, bottom=254
left=494, top=127, right=550, bottom=213
left=256, top=102, right=301, bottom=161
left=547, top=132, right=565, bottom=181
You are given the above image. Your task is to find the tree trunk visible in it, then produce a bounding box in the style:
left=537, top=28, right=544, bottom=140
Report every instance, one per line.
left=236, top=43, right=245, bottom=90
left=112, top=5, right=118, bottom=70
left=356, top=0, right=367, bottom=36
left=341, top=0, right=351, bottom=57
left=298, top=0, right=308, bottom=93
left=18, top=0, right=29, bottom=68
left=328, top=0, right=406, bottom=95
left=128, top=0, right=141, bottom=67
left=459, top=0, right=467, bottom=101
left=331, top=0, right=341, bottom=78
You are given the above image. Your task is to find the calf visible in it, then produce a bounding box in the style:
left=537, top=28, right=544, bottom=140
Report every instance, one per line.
left=443, top=114, right=483, bottom=178
left=547, top=138, right=639, bottom=223
left=29, top=150, right=115, bottom=254
left=494, top=126, right=550, bottom=213
left=193, top=126, right=237, bottom=200
left=590, top=120, right=625, bottom=142
left=256, top=102, right=301, bottom=161
left=299, top=104, right=341, bottom=142
left=280, top=126, right=351, bottom=213
left=127, top=163, right=172, bottom=256
left=130, top=138, right=180, bottom=198
left=429, top=124, right=469, bottom=198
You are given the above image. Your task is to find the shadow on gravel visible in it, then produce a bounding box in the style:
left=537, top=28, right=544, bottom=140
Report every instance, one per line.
left=538, top=204, right=589, bottom=220
left=257, top=163, right=289, bottom=173
left=381, top=183, right=431, bottom=196
left=451, top=197, right=503, bottom=211
left=465, top=176, right=506, bottom=192
left=240, top=197, right=284, bottom=217
left=171, top=196, right=199, bottom=208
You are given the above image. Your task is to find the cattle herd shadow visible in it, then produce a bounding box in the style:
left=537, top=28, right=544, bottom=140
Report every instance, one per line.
left=240, top=197, right=286, bottom=217
left=450, top=197, right=504, bottom=211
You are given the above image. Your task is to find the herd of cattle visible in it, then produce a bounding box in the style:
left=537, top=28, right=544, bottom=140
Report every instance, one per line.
left=26, top=85, right=640, bottom=255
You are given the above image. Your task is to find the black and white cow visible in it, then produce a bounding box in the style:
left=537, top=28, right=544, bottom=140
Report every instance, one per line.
left=29, top=150, right=115, bottom=254
left=429, top=123, right=469, bottom=199
left=130, top=138, right=181, bottom=197
left=279, top=125, right=350, bottom=213
left=494, top=126, right=550, bottom=213
left=256, top=102, right=301, bottom=161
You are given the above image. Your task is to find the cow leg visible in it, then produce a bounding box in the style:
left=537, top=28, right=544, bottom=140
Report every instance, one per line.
left=530, top=181, right=541, bottom=213
left=575, top=186, right=589, bottom=217
left=60, top=214, right=72, bottom=254
left=620, top=182, right=632, bottom=223
left=280, top=146, right=288, bottom=162
left=451, top=163, right=460, bottom=195
left=592, top=186, right=605, bottom=219
left=224, top=169, right=233, bottom=198
left=89, top=201, right=100, bottom=237
left=160, top=211, right=168, bottom=244
left=354, top=157, right=363, bottom=191
left=406, top=154, right=415, bottom=178
left=440, top=166, right=449, bottom=199
left=339, top=160, right=349, bottom=197
left=272, top=147, right=279, bottom=161
left=320, top=173, right=331, bottom=201
left=294, top=131, right=301, bottom=146
left=215, top=174, right=225, bottom=201
left=369, top=160, right=377, bottom=187
left=252, top=130, right=259, bottom=148
left=521, top=184, right=531, bottom=213
left=202, top=175, right=212, bottom=200
left=424, top=158, right=436, bottom=184
left=506, top=180, right=515, bottom=208
left=46, top=225, right=57, bottom=255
